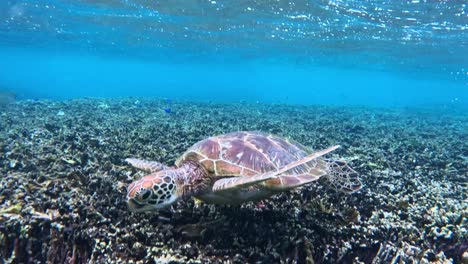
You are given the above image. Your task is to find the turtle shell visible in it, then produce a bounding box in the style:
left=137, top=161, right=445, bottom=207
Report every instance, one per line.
left=176, top=131, right=319, bottom=177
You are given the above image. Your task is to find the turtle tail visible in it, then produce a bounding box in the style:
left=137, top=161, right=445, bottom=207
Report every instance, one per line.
left=322, top=159, right=362, bottom=193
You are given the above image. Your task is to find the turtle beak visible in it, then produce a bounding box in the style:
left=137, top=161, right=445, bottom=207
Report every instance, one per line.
left=127, top=199, right=145, bottom=213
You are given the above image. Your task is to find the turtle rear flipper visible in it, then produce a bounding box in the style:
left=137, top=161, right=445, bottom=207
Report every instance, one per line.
left=125, top=158, right=169, bottom=173
left=322, top=159, right=362, bottom=193
left=212, top=145, right=339, bottom=192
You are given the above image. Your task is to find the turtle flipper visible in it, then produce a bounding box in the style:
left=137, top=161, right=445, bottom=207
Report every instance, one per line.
left=263, top=169, right=327, bottom=191
left=212, top=173, right=277, bottom=192
left=263, top=160, right=361, bottom=192
left=262, top=157, right=330, bottom=190
left=212, top=145, right=339, bottom=192
left=125, top=158, right=169, bottom=173
left=322, top=159, right=362, bottom=193
left=263, top=174, right=323, bottom=190
left=272, top=145, right=340, bottom=175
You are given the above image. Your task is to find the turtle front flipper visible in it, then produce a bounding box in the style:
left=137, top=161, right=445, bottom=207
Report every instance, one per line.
left=263, top=172, right=327, bottom=191
left=125, top=158, right=169, bottom=173
left=212, top=173, right=277, bottom=192
left=322, top=159, right=362, bottom=193
left=261, top=156, right=331, bottom=191
left=263, top=159, right=361, bottom=193
left=212, top=145, right=340, bottom=193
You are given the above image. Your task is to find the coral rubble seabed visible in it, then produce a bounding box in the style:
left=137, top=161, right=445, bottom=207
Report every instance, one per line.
left=0, top=98, right=466, bottom=263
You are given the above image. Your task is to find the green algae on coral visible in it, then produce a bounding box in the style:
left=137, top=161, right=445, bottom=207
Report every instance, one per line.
left=0, top=203, right=22, bottom=215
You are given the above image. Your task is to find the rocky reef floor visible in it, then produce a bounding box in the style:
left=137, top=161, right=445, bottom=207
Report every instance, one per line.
left=0, top=98, right=466, bottom=263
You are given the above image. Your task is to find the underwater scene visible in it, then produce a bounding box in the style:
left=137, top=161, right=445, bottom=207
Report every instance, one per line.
left=0, top=0, right=467, bottom=263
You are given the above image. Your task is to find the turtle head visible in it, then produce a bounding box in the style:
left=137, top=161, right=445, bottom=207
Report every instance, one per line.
left=127, top=171, right=179, bottom=212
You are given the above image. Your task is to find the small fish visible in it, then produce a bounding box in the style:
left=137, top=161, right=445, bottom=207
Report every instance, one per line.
left=163, top=107, right=171, bottom=113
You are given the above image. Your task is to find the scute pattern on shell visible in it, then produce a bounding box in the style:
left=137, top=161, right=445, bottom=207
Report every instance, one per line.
left=176, top=131, right=320, bottom=177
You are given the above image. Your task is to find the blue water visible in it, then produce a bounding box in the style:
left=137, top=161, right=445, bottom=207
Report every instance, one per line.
left=0, top=0, right=467, bottom=107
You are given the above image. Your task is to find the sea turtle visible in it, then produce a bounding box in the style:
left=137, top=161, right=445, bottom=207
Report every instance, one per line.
left=126, top=131, right=361, bottom=212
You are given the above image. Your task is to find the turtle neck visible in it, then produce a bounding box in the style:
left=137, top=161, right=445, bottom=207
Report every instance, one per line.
left=174, top=161, right=211, bottom=198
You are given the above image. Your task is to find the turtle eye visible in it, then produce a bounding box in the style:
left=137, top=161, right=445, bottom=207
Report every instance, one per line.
left=140, top=189, right=152, bottom=201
